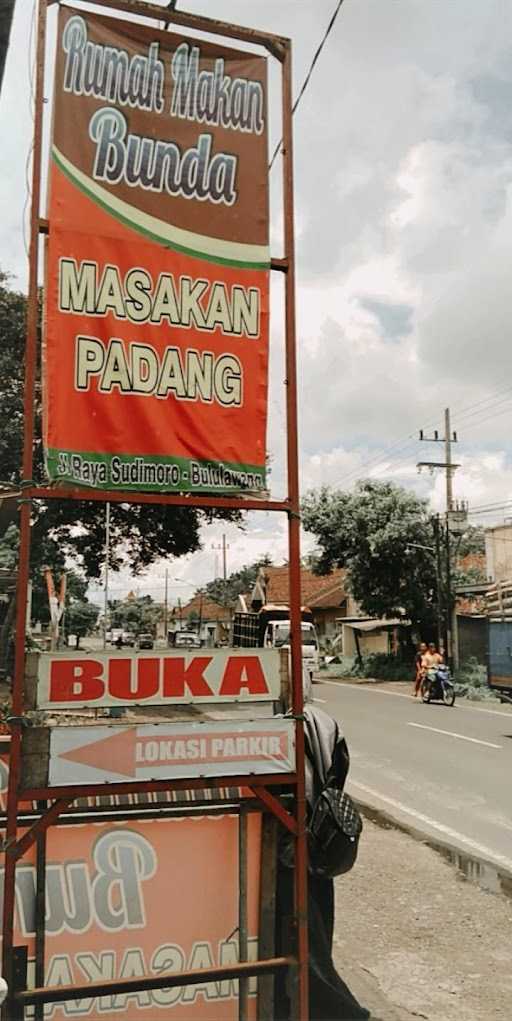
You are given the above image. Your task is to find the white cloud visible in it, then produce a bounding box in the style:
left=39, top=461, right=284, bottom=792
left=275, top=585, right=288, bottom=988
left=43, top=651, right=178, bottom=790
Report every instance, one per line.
left=4, top=0, right=512, bottom=594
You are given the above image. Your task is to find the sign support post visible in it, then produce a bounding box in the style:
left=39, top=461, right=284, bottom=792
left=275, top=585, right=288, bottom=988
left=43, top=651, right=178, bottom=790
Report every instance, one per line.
left=2, top=3, right=308, bottom=1019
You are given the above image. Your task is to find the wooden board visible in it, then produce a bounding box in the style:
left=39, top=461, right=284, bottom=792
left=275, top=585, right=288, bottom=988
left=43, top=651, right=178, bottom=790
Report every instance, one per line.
left=21, top=718, right=296, bottom=789
left=26, top=648, right=283, bottom=710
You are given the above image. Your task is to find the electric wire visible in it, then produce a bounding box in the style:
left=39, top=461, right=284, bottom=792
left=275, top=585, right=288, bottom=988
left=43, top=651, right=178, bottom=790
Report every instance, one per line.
left=269, top=0, right=347, bottom=170
left=22, top=1, right=37, bottom=259
left=328, top=386, right=512, bottom=491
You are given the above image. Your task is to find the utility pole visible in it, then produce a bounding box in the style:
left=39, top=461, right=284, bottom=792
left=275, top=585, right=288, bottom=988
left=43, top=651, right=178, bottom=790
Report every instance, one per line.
left=418, top=409, right=459, bottom=664
left=164, top=569, right=168, bottom=645
left=103, top=502, right=110, bottom=650
left=212, top=535, right=229, bottom=581
left=444, top=407, right=454, bottom=513
left=433, top=516, right=444, bottom=651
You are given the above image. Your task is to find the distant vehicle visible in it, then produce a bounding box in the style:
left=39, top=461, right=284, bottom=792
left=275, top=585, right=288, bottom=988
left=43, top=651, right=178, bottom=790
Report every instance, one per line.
left=487, top=618, right=512, bottom=703
left=232, top=604, right=320, bottom=685
left=122, top=631, right=136, bottom=647
left=173, top=631, right=201, bottom=648
left=137, top=633, right=154, bottom=650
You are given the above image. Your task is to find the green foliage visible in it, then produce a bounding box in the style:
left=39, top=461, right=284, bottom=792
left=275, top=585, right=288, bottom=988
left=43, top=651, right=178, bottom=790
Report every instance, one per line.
left=324, top=655, right=358, bottom=678
left=204, top=555, right=272, bottom=608
left=0, top=524, right=18, bottom=570
left=453, top=657, right=493, bottom=700
left=325, top=652, right=412, bottom=681
left=66, top=598, right=99, bottom=646
left=108, top=594, right=161, bottom=635
left=302, top=481, right=437, bottom=628
left=350, top=652, right=413, bottom=682
left=452, top=561, right=487, bottom=588
left=456, top=527, right=485, bottom=558
left=0, top=272, right=238, bottom=579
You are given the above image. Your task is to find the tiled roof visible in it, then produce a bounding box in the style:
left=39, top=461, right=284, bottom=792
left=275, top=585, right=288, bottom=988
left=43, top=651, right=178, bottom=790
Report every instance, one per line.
left=261, top=565, right=346, bottom=610
left=179, top=593, right=231, bottom=621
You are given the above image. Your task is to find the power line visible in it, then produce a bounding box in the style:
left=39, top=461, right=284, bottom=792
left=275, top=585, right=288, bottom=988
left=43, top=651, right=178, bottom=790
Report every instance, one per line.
left=269, top=0, right=347, bottom=170
left=328, top=384, right=512, bottom=491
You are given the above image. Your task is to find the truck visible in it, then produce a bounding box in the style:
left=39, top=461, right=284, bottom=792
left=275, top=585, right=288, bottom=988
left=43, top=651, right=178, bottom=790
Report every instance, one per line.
left=485, top=581, right=512, bottom=703
left=232, top=604, right=321, bottom=686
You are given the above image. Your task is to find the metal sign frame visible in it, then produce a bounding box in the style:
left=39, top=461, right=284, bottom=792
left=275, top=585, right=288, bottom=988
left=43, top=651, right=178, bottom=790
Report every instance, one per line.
left=1, top=2, right=309, bottom=1018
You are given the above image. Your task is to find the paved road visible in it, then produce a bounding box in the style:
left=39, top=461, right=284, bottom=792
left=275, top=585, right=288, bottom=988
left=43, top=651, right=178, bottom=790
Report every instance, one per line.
left=313, top=679, right=512, bottom=871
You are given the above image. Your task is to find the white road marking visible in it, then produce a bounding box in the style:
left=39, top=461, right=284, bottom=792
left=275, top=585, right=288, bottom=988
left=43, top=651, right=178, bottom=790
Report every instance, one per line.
left=349, top=779, right=512, bottom=872
left=312, top=697, right=326, bottom=704
left=407, top=721, right=502, bottom=749
left=320, top=679, right=412, bottom=698
left=319, top=679, right=512, bottom=717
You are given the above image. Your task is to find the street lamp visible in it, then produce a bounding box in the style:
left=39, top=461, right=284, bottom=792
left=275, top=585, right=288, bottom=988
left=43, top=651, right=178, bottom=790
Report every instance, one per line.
left=405, top=532, right=444, bottom=655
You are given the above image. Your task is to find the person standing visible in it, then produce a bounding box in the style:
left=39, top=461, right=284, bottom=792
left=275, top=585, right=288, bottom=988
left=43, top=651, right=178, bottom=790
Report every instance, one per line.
left=413, top=642, right=427, bottom=696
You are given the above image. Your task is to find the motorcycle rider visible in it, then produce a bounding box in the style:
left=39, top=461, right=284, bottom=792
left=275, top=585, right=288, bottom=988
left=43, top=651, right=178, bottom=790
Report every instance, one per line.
left=421, top=642, right=444, bottom=672
left=420, top=642, right=443, bottom=696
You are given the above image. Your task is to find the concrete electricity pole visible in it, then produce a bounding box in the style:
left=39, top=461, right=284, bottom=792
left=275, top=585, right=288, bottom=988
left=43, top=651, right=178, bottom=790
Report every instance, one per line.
left=418, top=409, right=459, bottom=664
left=212, top=534, right=229, bottom=581
left=164, top=569, right=169, bottom=644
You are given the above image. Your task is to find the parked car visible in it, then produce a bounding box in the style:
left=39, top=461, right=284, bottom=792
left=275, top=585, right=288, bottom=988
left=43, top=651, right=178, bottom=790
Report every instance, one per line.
left=174, top=631, right=201, bottom=648
left=137, top=633, right=154, bottom=650
left=122, top=631, right=136, bottom=647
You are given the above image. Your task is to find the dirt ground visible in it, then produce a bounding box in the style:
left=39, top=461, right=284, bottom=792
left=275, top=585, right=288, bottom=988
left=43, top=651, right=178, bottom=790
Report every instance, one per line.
left=332, top=818, right=512, bottom=1021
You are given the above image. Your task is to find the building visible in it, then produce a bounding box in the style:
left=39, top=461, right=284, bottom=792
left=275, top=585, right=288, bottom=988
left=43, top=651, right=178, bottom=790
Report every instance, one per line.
left=176, top=593, right=231, bottom=646
left=254, top=564, right=347, bottom=640
left=247, top=564, right=408, bottom=656
left=485, top=525, right=512, bottom=583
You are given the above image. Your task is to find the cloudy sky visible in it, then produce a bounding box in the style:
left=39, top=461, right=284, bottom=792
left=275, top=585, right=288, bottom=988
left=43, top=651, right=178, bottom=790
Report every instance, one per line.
left=2, top=0, right=512, bottom=605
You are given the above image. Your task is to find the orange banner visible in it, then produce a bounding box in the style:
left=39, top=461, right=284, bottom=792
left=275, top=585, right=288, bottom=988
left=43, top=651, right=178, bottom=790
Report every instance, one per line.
left=1, top=814, right=261, bottom=1019
left=44, top=8, right=269, bottom=494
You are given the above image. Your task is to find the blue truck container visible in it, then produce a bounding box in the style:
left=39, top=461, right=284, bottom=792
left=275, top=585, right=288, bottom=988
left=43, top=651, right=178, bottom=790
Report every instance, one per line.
left=487, top=618, right=512, bottom=702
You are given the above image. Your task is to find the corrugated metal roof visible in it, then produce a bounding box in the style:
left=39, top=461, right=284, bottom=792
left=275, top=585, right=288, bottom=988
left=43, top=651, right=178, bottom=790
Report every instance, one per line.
left=346, top=617, right=407, bottom=633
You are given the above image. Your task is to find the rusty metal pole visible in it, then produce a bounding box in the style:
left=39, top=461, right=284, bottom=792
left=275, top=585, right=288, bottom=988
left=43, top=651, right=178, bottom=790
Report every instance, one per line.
left=281, top=39, right=309, bottom=1021
left=2, top=0, right=48, bottom=1009
left=34, top=813, right=48, bottom=1021
left=238, top=805, right=249, bottom=1021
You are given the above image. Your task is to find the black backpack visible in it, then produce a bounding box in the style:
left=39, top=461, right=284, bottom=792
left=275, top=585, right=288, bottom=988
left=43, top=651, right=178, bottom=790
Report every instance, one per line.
left=303, top=707, right=363, bottom=878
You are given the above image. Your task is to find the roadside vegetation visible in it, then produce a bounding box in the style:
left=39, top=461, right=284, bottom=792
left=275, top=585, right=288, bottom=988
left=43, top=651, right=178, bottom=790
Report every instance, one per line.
left=323, top=653, right=496, bottom=700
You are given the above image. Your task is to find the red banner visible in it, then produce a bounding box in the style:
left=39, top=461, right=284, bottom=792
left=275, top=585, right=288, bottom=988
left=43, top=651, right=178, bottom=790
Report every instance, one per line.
left=0, top=814, right=261, bottom=1019
left=44, top=8, right=269, bottom=494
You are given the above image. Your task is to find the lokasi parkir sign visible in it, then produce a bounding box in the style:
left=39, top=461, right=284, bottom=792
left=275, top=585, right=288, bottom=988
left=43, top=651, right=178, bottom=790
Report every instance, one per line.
left=44, top=8, right=269, bottom=494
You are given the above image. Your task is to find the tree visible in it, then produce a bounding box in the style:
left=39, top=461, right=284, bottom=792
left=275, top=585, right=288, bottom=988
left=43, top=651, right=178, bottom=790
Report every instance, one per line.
left=301, top=481, right=438, bottom=630
left=65, top=598, right=99, bottom=648
left=204, top=556, right=272, bottom=608
left=108, top=594, right=162, bottom=635
left=456, top=526, right=485, bottom=558
left=0, top=271, right=238, bottom=580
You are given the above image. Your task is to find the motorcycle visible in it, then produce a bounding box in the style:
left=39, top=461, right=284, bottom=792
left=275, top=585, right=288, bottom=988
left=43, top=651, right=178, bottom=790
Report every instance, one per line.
left=421, top=664, right=455, bottom=707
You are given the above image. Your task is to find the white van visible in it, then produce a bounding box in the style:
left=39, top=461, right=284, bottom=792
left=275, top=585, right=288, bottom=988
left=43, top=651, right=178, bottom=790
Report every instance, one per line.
left=263, top=619, right=320, bottom=685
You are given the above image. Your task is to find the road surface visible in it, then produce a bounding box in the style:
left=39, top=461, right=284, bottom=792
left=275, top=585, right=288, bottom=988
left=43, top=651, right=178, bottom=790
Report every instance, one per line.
left=314, top=679, right=512, bottom=872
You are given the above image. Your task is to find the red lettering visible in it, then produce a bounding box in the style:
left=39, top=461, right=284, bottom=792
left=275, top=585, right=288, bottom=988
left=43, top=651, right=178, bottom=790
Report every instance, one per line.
left=109, top=658, right=159, bottom=701
left=219, top=656, right=269, bottom=696
left=49, top=660, right=104, bottom=702
left=163, top=657, right=213, bottom=697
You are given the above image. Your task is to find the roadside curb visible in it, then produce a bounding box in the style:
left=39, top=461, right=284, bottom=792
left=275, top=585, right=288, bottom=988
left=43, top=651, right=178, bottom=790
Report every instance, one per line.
left=353, top=795, right=512, bottom=901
